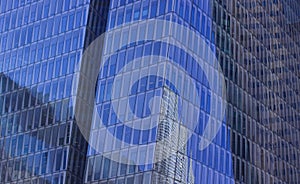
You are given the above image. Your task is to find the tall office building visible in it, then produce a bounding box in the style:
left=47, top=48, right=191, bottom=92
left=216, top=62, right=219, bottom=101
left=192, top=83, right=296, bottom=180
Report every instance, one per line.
left=84, top=0, right=234, bottom=183
left=0, top=0, right=109, bottom=183
left=0, top=0, right=300, bottom=184
left=212, top=0, right=300, bottom=183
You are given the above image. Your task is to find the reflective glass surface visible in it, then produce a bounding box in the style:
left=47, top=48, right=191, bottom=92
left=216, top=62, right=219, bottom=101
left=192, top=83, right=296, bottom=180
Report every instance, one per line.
left=84, top=0, right=234, bottom=183
left=0, top=0, right=300, bottom=184
left=0, top=0, right=109, bottom=183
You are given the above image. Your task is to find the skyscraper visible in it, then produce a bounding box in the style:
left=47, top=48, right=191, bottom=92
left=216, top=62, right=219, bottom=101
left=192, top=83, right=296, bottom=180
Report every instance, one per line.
left=82, top=0, right=234, bottom=183
left=0, top=0, right=109, bottom=183
left=214, top=0, right=300, bottom=183
left=0, top=0, right=300, bottom=184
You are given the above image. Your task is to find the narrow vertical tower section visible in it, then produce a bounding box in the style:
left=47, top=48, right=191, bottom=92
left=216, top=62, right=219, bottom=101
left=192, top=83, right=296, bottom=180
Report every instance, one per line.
left=153, top=86, right=192, bottom=184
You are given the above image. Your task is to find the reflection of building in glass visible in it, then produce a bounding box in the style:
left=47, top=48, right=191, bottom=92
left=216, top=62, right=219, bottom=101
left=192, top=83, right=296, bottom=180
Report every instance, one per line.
left=85, top=0, right=235, bottom=184
left=153, top=87, right=188, bottom=183
left=1, top=0, right=300, bottom=184
left=0, top=0, right=110, bottom=183
left=0, top=73, right=71, bottom=183
left=214, top=0, right=300, bottom=183
left=153, top=87, right=197, bottom=184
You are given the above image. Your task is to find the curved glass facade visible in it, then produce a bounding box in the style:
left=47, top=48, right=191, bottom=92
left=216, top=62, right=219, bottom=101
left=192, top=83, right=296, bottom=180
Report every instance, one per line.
left=0, top=0, right=299, bottom=184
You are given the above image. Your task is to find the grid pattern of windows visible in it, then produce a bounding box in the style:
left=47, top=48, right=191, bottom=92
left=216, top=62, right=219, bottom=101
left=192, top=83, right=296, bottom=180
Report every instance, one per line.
left=213, top=0, right=300, bottom=183
left=0, top=0, right=101, bottom=183
left=84, top=0, right=300, bottom=183
left=1, top=0, right=300, bottom=183
left=84, top=0, right=234, bottom=183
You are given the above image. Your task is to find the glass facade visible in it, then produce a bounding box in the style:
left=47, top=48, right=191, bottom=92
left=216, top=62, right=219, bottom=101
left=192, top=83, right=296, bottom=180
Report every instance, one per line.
left=0, top=0, right=109, bottom=183
left=84, top=0, right=235, bottom=183
left=213, top=0, right=300, bottom=183
left=0, top=0, right=299, bottom=184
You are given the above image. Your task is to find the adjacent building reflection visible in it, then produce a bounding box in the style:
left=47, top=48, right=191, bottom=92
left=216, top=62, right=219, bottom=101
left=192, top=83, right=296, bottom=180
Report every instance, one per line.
left=0, top=69, right=87, bottom=183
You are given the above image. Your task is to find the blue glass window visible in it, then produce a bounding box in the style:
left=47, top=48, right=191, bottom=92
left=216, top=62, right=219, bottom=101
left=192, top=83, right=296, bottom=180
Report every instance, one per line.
left=125, top=6, right=132, bottom=23
left=110, top=11, right=116, bottom=29
left=75, top=11, right=82, bottom=28
left=68, top=13, right=74, bottom=30
left=150, top=1, right=157, bottom=18
left=54, top=16, right=60, bottom=35
left=184, top=3, right=190, bottom=21
left=61, top=16, right=68, bottom=33
left=133, top=129, right=140, bottom=144
left=133, top=3, right=141, bottom=20
left=142, top=2, right=149, bottom=19
left=201, top=14, right=206, bottom=35
left=117, top=9, right=124, bottom=26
